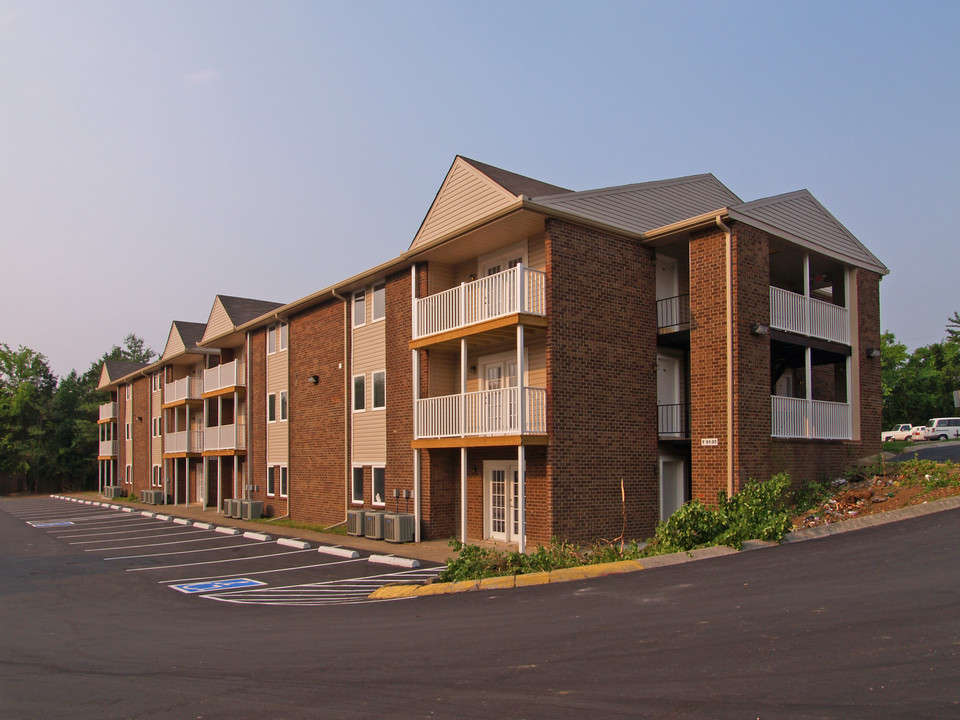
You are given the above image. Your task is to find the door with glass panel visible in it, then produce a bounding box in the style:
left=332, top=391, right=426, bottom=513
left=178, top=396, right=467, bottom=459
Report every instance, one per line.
left=485, top=461, right=520, bottom=542
left=482, top=360, right=518, bottom=434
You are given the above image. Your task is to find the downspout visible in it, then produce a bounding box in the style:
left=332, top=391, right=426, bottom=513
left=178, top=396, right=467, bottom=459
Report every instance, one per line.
left=331, top=288, right=350, bottom=527
left=716, top=215, right=734, bottom=498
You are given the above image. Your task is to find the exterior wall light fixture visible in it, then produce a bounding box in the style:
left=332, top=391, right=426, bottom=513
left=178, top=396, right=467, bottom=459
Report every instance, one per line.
left=307, top=375, right=319, bottom=385
left=866, top=348, right=881, bottom=359
left=751, top=323, right=770, bottom=335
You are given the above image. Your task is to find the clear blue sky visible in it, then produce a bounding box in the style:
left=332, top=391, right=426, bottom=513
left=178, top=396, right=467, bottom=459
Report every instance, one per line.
left=2, top=0, right=957, bottom=377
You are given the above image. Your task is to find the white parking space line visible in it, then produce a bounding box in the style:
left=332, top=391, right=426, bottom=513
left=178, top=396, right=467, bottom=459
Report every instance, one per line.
left=52, top=524, right=182, bottom=539
left=158, top=555, right=363, bottom=584
left=68, top=530, right=210, bottom=544
left=52, top=521, right=170, bottom=536
left=127, top=547, right=311, bottom=572
left=104, top=540, right=267, bottom=560
left=84, top=535, right=243, bottom=552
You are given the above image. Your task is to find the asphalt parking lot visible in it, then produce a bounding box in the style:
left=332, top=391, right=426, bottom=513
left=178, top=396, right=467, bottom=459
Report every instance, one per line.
left=3, top=495, right=442, bottom=606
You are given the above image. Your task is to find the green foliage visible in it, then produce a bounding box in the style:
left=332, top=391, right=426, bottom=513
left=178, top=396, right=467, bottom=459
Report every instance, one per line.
left=794, top=479, right=834, bottom=514
left=881, top=325, right=960, bottom=428
left=894, top=458, right=959, bottom=490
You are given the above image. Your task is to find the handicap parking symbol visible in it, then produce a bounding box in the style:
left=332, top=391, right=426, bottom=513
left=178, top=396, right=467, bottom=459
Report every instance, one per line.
left=170, top=578, right=266, bottom=594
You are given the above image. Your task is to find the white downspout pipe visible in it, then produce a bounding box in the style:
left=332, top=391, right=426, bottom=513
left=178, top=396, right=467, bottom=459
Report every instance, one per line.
left=716, top=216, right=734, bottom=498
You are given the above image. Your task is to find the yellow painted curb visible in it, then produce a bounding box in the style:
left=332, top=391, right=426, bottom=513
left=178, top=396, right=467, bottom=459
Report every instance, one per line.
left=548, top=567, right=592, bottom=582
left=477, top=575, right=517, bottom=590
left=515, top=571, right=550, bottom=587
left=368, top=584, right=421, bottom=600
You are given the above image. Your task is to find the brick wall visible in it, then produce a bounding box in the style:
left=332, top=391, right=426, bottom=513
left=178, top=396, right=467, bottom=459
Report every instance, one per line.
left=247, top=329, right=276, bottom=514
left=131, top=376, right=150, bottom=497
left=385, top=268, right=415, bottom=509
left=289, top=298, right=349, bottom=527
left=545, top=219, right=659, bottom=543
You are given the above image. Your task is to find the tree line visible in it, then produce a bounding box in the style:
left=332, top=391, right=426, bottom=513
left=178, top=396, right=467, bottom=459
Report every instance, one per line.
left=0, top=335, right=154, bottom=494
left=881, top=312, right=960, bottom=428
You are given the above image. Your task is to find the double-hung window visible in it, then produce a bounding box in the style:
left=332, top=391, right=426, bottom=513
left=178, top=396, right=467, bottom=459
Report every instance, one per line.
left=352, top=467, right=364, bottom=504
left=372, top=467, right=385, bottom=506
left=353, top=375, right=365, bottom=412
left=353, top=291, right=366, bottom=327
left=267, top=325, right=277, bottom=354
left=372, top=283, right=385, bottom=321
left=279, top=466, right=288, bottom=498
left=372, top=371, right=385, bottom=410
left=279, top=323, right=288, bottom=351
left=267, top=466, right=276, bottom=496
left=267, top=393, right=277, bottom=423
left=279, top=390, right=288, bottom=421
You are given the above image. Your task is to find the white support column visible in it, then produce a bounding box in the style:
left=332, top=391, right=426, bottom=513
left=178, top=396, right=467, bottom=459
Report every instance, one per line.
left=802, top=252, right=811, bottom=336
left=516, top=262, right=525, bottom=313
left=460, top=337, right=468, bottom=437
left=412, top=344, right=422, bottom=543
left=174, top=458, right=180, bottom=506
left=233, top=455, right=238, bottom=505
left=805, top=346, right=813, bottom=439
left=217, top=458, right=222, bottom=514
left=517, top=444, right=526, bottom=554
left=517, top=324, right=525, bottom=434
left=414, top=448, right=422, bottom=543
left=460, top=447, right=468, bottom=544
left=411, top=264, right=418, bottom=339
left=186, top=459, right=191, bottom=509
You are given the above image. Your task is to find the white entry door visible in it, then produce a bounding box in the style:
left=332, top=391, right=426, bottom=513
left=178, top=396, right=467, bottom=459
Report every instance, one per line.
left=657, top=353, right=683, bottom=437
left=485, top=461, right=520, bottom=542
left=481, top=358, right=519, bottom=434
left=659, top=457, right=686, bottom=521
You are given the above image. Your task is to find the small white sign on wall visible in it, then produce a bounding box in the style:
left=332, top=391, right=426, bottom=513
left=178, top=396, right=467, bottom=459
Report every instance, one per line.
left=700, top=438, right=719, bottom=446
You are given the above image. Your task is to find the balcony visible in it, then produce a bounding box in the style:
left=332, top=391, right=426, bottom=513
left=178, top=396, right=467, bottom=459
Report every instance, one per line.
left=771, top=396, right=851, bottom=440
left=415, top=386, right=546, bottom=440
left=164, top=430, right=204, bottom=454
left=164, top=376, right=203, bottom=404
left=657, top=295, right=690, bottom=333
left=769, top=287, right=850, bottom=345
left=202, top=360, right=246, bottom=396
left=98, top=439, right=118, bottom=457
left=99, top=402, right=117, bottom=421
left=203, top=423, right=246, bottom=452
left=413, top=264, right=546, bottom=341
left=658, top=403, right=689, bottom=438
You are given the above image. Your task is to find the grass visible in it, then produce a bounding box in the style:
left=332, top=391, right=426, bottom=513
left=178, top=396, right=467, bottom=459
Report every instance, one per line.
left=880, top=439, right=914, bottom=455
left=255, top=517, right=348, bottom=536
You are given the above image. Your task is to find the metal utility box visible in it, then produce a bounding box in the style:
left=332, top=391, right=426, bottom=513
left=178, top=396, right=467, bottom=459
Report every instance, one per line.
left=103, top=486, right=122, bottom=499
left=347, top=509, right=366, bottom=536
left=240, top=500, right=263, bottom=521
left=223, top=498, right=239, bottom=517
left=383, top=513, right=415, bottom=543
left=364, top=511, right=385, bottom=540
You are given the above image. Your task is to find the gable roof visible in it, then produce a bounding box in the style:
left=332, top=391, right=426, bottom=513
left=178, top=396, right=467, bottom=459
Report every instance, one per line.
left=160, top=321, right=207, bottom=362
left=97, top=359, right=148, bottom=390
left=531, top=174, right=742, bottom=237
left=459, top=157, right=570, bottom=198
left=728, top=190, right=888, bottom=275
left=200, top=295, right=283, bottom=345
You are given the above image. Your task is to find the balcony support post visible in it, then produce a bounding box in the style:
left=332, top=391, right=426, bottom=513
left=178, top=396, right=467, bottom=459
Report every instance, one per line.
left=460, top=338, right=467, bottom=437
left=460, top=447, right=467, bottom=544
left=517, top=444, right=526, bottom=554
left=517, top=324, right=525, bottom=434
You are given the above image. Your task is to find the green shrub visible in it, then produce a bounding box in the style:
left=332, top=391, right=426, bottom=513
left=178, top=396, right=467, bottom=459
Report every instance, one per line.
left=794, top=479, right=832, bottom=513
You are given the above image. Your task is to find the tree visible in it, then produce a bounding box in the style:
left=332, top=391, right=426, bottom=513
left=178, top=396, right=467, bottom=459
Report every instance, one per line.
left=881, top=329, right=960, bottom=428
left=0, top=344, right=57, bottom=493
left=947, top=311, right=960, bottom=344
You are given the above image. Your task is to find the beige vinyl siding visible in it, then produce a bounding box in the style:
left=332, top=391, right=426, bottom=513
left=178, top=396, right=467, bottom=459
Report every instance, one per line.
left=428, top=261, right=456, bottom=296
left=410, top=159, right=516, bottom=251
left=352, top=287, right=386, bottom=464
left=266, top=350, right=288, bottom=465
left=201, top=299, right=233, bottom=345
left=152, top=383, right=163, bottom=463
left=527, top=234, right=546, bottom=271
left=429, top=349, right=459, bottom=397
left=161, top=329, right=185, bottom=362
left=454, top=258, right=476, bottom=286
left=465, top=335, right=546, bottom=393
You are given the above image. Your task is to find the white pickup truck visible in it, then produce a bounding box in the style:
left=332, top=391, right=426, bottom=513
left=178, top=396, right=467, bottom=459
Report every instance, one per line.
left=882, top=424, right=914, bottom=442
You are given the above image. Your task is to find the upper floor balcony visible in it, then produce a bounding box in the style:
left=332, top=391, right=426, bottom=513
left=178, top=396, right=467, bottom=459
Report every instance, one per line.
left=202, top=360, right=245, bottom=396
left=658, top=403, right=689, bottom=439
left=98, top=402, right=117, bottom=422
left=98, top=439, right=118, bottom=457
left=769, top=286, right=850, bottom=345
left=657, top=295, right=691, bottom=334
left=164, top=430, right=204, bottom=455
left=164, top=376, right=203, bottom=405
left=415, top=386, right=546, bottom=443
left=413, top=264, right=546, bottom=343
left=203, top=422, right=246, bottom=453
left=771, top=396, right=851, bottom=440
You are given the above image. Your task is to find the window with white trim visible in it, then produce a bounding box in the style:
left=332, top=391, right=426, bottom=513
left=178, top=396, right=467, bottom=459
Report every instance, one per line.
left=125, top=464, right=131, bottom=484
left=279, top=390, right=288, bottom=421
left=267, top=466, right=276, bottom=496
left=279, top=322, right=288, bottom=351
left=372, top=371, right=385, bottom=410
left=353, top=375, right=365, bottom=412
left=279, top=465, right=288, bottom=498
left=373, top=283, right=385, bottom=321
left=353, top=291, right=366, bottom=327
left=372, top=467, right=385, bottom=506
left=152, top=465, right=162, bottom=488
left=126, top=422, right=131, bottom=440
left=125, top=385, right=131, bottom=400
left=352, top=467, right=364, bottom=504
left=267, top=393, right=276, bottom=423
left=267, top=325, right=277, bottom=354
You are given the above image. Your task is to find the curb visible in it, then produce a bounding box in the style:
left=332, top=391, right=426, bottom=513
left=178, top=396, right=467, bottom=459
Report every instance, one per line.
left=369, top=554, right=420, bottom=569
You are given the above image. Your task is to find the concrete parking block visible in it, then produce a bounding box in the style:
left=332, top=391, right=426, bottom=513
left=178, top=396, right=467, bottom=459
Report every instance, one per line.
left=317, top=546, right=360, bottom=559
left=277, top=537, right=311, bottom=549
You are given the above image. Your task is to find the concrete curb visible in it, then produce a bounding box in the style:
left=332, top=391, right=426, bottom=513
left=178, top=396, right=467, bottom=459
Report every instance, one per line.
left=243, top=531, right=272, bottom=541
left=277, top=537, right=311, bottom=549
left=369, top=554, right=420, bottom=569
left=318, top=546, right=361, bottom=559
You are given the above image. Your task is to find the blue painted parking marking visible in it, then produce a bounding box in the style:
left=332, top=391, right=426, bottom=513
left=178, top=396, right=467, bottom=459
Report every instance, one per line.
left=170, top=578, right=267, bottom=594
left=28, top=521, right=75, bottom=528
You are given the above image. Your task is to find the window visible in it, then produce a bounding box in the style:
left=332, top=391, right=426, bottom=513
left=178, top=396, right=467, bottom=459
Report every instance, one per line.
left=372, top=371, right=385, bottom=409
left=267, top=393, right=276, bottom=422
left=279, top=466, right=288, bottom=498
left=125, top=465, right=131, bottom=484
left=279, top=390, right=288, bottom=421
left=126, top=422, right=131, bottom=441
left=353, top=375, right=365, bottom=411
left=152, top=465, right=162, bottom=488
left=353, top=290, right=366, bottom=327
left=267, top=325, right=277, bottom=354
left=152, top=417, right=162, bottom=438
left=372, top=467, right=385, bottom=506
left=352, top=467, right=364, bottom=504
left=373, top=283, right=385, bottom=321
left=267, top=466, right=276, bottom=496
left=279, top=323, right=288, bottom=351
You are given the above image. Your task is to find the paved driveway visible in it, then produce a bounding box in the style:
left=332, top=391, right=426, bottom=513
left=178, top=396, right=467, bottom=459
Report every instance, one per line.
left=896, top=439, right=960, bottom=463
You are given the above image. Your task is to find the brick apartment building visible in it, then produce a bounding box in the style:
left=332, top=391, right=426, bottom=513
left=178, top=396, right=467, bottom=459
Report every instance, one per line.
left=97, top=156, right=887, bottom=550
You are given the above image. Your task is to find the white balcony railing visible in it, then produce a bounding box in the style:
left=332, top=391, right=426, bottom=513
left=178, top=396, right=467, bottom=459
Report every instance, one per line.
left=164, top=430, right=204, bottom=454
left=203, top=423, right=246, bottom=451
left=769, top=286, right=850, bottom=345
left=164, top=376, right=203, bottom=403
left=98, top=439, right=118, bottom=456
left=771, top=396, right=851, bottom=440
left=415, top=386, right=546, bottom=439
left=413, top=264, right=546, bottom=340
left=99, top=402, right=117, bottom=421
left=202, top=360, right=246, bottom=394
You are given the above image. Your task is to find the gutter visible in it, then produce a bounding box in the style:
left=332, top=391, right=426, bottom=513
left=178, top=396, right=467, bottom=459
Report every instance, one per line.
left=716, top=215, right=734, bottom=498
